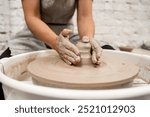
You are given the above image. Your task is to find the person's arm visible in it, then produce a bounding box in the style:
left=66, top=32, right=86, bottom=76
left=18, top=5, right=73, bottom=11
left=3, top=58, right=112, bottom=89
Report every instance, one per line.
left=77, top=0, right=95, bottom=39
left=22, top=0, right=58, bottom=50
left=77, top=0, right=102, bottom=65
left=22, top=0, right=80, bottom=65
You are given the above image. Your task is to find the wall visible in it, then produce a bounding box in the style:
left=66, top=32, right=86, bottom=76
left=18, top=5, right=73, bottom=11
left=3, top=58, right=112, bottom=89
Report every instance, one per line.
left=0, top=0, right=150, bottom=51
left=0, top=0, right=10, bottom=51
left=93, top=0, right=150, bottom=47
left=9, top=0, right=25, bottom=35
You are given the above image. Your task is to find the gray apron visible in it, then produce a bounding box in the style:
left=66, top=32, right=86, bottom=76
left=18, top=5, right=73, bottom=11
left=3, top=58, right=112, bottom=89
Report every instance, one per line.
left=8, top=0, right=78, bottom=56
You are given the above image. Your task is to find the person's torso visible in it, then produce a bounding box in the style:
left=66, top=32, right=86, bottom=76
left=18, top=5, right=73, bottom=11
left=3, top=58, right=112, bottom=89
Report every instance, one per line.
left=41, top=0, right=76, bottom=24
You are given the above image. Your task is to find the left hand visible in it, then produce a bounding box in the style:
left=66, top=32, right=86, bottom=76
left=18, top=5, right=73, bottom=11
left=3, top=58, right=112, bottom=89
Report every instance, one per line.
left=55, top=29, right=81, bottom=65
left=82, top=36, right=102, bottom=65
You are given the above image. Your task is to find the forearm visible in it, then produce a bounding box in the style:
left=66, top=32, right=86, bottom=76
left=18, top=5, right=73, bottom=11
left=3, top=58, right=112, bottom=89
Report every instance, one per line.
left=25, top=16, right=58, bottom=50
left=22, top=0, right=59, bottom=50
left=77, top=0, right=95, bottom=40
left=77, top=16, right=95, bottom=39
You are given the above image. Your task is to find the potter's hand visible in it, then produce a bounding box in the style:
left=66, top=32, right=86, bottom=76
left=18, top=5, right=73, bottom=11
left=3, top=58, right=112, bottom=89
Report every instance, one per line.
left=56, top=29, right=80, bottom=65
left=82, top=36, right=102, bottom=65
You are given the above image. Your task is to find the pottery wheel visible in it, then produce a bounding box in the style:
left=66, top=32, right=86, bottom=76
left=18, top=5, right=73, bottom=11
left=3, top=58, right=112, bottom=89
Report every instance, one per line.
left=27, top=41, right=139, bottom=89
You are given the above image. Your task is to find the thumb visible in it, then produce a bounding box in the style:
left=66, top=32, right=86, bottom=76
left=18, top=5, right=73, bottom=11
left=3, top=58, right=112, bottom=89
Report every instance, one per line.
left=82, top=36, right=90, bottom=43
left=61, top=29, right=72, bottom=38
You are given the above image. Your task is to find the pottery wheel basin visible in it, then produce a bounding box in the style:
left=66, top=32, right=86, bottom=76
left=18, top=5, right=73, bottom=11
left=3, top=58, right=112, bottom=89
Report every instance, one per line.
left=27, top=51, right=139, bottom=89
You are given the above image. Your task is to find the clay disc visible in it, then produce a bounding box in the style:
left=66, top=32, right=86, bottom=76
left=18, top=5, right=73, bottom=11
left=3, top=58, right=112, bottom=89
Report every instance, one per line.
left=27, top=51, right=139, bottom=89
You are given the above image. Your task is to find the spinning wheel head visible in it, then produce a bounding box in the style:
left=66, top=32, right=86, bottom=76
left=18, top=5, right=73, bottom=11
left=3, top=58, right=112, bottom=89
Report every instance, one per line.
left=27, top=50, right=139, bottom=89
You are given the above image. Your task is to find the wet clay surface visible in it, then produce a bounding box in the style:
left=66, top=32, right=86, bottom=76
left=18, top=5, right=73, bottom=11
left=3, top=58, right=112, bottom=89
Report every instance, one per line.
left=27, top=41, right=139, bottom=89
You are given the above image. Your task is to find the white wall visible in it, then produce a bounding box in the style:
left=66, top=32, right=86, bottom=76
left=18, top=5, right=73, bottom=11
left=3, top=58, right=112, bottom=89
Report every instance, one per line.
left=0, top=0, right=150, bottom=50
left=93, top=0, right=150, bottom=47
left=0, top=0, right=10, bottom=50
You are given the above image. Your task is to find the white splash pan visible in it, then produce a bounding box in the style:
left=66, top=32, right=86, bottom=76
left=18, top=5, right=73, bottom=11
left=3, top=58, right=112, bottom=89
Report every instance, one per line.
left=0, top=50, right=150, bottom=100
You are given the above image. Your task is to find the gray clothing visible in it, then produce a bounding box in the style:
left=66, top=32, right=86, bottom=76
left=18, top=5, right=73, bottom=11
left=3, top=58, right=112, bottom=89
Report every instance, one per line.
left=9, top=0, right=77, bottom=56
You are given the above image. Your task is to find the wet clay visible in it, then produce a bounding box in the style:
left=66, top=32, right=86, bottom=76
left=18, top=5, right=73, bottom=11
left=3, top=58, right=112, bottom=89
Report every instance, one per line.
left=27, top=41, right=139, bottom=89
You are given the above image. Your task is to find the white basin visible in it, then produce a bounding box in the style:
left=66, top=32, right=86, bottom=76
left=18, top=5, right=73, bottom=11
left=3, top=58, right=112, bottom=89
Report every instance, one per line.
left=0, top=50, right=150, bottom=100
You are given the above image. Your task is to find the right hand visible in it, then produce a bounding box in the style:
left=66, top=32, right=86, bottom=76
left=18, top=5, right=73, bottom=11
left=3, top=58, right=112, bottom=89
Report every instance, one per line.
left=55, top=29, right=81, bottom=65
left=82, top=36, right=102, bottom=65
